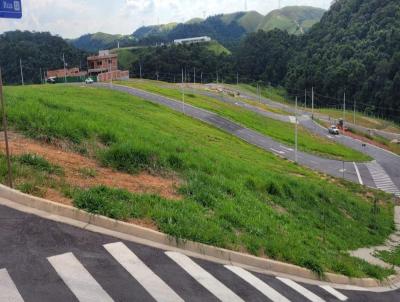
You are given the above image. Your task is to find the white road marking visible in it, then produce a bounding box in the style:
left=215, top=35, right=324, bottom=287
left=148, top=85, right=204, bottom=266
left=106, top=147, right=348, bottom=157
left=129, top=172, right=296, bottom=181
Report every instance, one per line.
left=271, top=148, right=285, bottom=155
left=353, top=162, right=363, bottom=185
left=276, top=277, right=325, bottom=302
left=0, top=269, right=24, bottom=302
left=166, top=252, right=244, bottom=302
left=319, top=285, right=348, bottom=301
left=280, top=145, right=294, bottom=152
left=225, top=266, right=291, bottom=302
left=289, top=116, right=297, bottom=124
left=104, top=242, right=183, bottom=302
left=48, top=253, right=114, bottom=302
left=366, top=162, right=400, bottom=197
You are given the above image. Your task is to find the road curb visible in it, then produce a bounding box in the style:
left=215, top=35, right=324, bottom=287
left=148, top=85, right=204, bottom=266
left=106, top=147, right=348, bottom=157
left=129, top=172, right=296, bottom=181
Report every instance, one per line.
left=0, top=183, right=399, bottom=288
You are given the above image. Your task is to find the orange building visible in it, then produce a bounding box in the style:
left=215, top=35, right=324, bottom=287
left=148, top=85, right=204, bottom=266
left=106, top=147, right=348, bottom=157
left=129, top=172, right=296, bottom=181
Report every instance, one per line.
left=47, top=67, right=87, bottom=79
left=87, top=50, right=129, bottom=82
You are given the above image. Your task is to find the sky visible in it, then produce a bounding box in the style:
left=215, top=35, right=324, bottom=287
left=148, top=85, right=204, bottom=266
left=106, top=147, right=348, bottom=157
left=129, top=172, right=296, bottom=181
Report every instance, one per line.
left=0, top=0, right=331, bottom=39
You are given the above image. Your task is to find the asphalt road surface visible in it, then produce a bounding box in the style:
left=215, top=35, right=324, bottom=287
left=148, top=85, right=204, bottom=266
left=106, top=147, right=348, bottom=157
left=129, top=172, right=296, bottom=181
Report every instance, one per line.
left=95, top=83, right=400, bottom=194
left=1, top=201, right=400, bottom=302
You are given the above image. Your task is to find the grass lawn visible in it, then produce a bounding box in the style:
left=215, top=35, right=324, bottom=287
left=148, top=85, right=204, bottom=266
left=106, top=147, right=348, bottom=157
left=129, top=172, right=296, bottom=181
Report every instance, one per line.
left=115, top=80, right=371, bottom=162
left=375, top=247, right=400, bottom=267
left=238, top=83, right=289, bottom=105
left=3, top=85, right=395, bottom=279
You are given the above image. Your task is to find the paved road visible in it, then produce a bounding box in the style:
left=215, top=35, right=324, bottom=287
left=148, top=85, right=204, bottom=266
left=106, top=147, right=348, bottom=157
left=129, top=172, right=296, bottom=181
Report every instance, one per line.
left=95, top=83, right=366, bottom=186
left=179, top=85, right=400, bottom=196
left=1, top=202, right=399, bottom=302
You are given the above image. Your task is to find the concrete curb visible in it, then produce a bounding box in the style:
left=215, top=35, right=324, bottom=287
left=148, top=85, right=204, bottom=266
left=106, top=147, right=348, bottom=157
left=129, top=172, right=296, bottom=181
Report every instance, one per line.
left=1, top=183, right=399, bottom=288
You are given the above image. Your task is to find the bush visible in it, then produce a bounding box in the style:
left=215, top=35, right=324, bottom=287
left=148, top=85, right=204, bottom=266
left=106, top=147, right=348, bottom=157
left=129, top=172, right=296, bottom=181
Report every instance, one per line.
left=17, top=154, right=63, bottom=175
left=100, top=144, right=161, bottom=173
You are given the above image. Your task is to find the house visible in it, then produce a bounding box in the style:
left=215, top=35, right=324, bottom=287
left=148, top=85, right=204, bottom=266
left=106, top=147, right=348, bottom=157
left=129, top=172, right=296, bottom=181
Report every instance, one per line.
left=87, top=50, right=129, bottom=82
left=173, top=36, right=211, bottom=45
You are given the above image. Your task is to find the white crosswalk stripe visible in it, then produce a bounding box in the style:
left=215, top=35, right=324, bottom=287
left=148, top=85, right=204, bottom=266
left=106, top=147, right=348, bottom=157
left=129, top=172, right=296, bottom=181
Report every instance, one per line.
left=104, top=242, right=183, bottom=302
left=48, top=253, right=114, bottom=302
left=366, top=162, right=400, bottom=197
left=277, top=277, right=325, bottom=302
left=319, top=285, right=348, bottom=301
left=225, top=265, right=291, bottom=302
left=166, top=251, right=245, bottom=302
left=0, top=269, right=24, bottom=302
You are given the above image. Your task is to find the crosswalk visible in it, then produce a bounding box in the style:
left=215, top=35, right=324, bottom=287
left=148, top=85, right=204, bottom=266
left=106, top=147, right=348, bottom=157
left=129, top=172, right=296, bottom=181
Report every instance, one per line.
left=366, top=161, right=400, bottom=197
left=1, top=241, right=349, bottom=302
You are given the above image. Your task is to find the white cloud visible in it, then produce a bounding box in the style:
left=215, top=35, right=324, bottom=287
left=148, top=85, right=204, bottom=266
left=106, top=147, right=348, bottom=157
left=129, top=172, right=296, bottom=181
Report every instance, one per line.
left=0, top=0, right=330, bottom=38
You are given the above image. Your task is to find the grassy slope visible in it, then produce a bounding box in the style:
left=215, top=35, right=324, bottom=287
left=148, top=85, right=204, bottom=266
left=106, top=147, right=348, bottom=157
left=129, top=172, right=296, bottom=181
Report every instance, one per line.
left=206, top=41, right=231, bottom=55
left=258, top=6, right=325, bottom=35
left=376, top=247, right=400, bottom=266
left=3, top=85, right=394, bottom=278
left=116, top=80, right=371, bottom=162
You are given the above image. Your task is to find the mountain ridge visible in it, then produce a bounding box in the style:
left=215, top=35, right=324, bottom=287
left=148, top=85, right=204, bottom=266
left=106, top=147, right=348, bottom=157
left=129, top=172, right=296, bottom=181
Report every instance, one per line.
left=70, top=6, right=325, bottom=52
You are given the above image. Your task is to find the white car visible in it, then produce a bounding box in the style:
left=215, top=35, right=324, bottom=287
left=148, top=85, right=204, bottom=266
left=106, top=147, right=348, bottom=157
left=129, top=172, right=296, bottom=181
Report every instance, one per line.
left=85, top=78, right=94, bottom=84
left=328, top=125, right=340, bottom=135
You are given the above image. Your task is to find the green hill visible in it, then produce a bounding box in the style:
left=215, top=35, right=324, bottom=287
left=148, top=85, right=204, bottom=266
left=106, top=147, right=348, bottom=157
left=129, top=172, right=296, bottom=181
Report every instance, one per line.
left=286, top=0, right=400, bottom=122
left=258, top=6, right=326, bottom=35
left=69, top=32, right=135, bottom=52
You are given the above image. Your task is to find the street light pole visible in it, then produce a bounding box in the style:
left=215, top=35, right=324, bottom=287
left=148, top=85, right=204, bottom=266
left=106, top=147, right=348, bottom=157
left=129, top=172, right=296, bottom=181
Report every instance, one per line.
left=181, top=69, right=185, bottom=114
left=19, top=58, right=24, bottom=85
left=0, top=68, right=13, bottom=188
left=295, top=96, right=298, bottom=163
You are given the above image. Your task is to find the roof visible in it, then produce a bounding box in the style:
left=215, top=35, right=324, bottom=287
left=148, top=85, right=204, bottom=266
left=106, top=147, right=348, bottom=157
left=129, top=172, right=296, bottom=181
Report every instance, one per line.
left=174, top=36, right=211, bottom=43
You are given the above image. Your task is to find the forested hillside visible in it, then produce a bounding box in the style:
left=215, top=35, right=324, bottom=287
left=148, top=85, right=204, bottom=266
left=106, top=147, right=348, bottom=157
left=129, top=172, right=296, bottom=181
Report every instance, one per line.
left=0, top=31, right=87, bottom=84
left=285, top=0, right=400, bottom=121
left=69, top=32, right=135, bottom=52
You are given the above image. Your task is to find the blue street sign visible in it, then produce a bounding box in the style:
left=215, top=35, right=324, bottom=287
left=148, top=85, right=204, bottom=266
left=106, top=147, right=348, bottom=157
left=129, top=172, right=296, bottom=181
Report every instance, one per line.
left=0, top=0, right=22, bottom=19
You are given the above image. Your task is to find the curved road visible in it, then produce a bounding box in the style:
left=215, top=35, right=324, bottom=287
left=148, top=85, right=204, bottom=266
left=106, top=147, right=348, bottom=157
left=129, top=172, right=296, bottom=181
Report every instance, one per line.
left=96, top=83, right=400, bottom=195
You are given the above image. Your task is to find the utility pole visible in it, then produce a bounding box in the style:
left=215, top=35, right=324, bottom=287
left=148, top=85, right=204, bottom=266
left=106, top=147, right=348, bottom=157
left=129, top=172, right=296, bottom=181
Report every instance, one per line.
left=39, top=67, right=43, bottom=84
left=19, top=58, right=24, bottom=85
left=200, top=72, right=203, bottom=84
left=0, top=68, right=13, bottom=188
left=343, top=91, right=346, bottom=126
left=193, top=67, right=196, bottom=85
left=216, top=71, right=219, bottom=84
left=62, top=53, right=67, bottom=83
left=295, top=96, right=298, bottom=163
left=139, top=62, right=142, bottom=79
left=236, top=72, right=239, bottom=85
left=181, top=69, right=185, bottom=114
left=353, top=100, right=356, bottom=125
left=311, top=86, right=314, bottom=119
left=304, top=88, right=307, bottom=110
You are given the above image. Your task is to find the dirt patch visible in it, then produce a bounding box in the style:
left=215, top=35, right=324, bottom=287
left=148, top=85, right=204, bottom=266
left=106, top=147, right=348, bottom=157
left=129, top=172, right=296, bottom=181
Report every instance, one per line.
left=44, top=188, right=73, bottom=206
left=0, top=132, right=182, bottom=203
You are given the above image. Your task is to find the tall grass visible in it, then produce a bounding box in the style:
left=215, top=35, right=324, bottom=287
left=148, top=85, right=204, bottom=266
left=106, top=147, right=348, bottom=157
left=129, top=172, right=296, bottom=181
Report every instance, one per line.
left=3, top=85, right=394, bottom=279
left=117, top=80, right=371, bottom=162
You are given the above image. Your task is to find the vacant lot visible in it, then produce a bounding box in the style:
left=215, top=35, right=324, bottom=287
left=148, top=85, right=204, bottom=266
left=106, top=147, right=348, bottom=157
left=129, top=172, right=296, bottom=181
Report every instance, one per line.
left=2, top=85, right=394, bottom=279
left=116, top=80, right=371, bottom=162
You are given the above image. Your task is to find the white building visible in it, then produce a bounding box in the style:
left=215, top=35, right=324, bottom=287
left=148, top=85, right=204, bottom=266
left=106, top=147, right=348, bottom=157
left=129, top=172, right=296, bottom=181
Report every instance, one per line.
left=173, top=36, right=211, bottom=45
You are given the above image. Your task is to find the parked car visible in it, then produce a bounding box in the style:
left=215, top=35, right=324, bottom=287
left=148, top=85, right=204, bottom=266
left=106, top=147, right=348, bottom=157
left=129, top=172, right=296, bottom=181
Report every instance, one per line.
left=46, top=77, right=56, bottom=84
left=328, top=125, right=340, bottom=135
left=85, top=77, right=94, bottom=84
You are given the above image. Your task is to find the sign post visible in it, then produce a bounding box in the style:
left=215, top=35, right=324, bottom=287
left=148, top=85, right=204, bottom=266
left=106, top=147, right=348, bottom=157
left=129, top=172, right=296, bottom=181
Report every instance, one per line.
left=0, top=0, right=22, bottom=188
left=0, top=0, right=22, bottom=19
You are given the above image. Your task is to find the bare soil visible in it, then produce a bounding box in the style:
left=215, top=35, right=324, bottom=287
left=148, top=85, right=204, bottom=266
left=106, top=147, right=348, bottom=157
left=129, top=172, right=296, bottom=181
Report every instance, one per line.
left=0, top=132, right=182, bottom=202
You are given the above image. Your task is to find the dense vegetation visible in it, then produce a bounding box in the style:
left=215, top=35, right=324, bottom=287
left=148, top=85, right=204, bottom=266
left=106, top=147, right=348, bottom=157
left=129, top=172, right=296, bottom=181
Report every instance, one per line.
left=3, top=85, right=394, bottom=278
left=69, top=32, right=136, bottom=52
left=286, top=0, right=400, bottom=122
left=0, top=31, right=87, bottom=84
